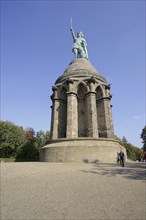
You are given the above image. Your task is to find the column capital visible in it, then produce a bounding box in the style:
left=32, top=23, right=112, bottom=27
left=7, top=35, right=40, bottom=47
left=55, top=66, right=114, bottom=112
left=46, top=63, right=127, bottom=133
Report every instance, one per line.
left=66, top=78, right=74, bottom=84
left=105, top=84, right=111, bottom=90
left=85, top=91, right=96, bottom=96
left=66, top=91, right=77, bottom=96
left=52, top=85, right=57, bottom=92
left=51, top=86, right=58, bottom=99
left=88, top=76, right=96, bottom=84
left=96, top=96, right=111, bottom=101
left=87, top=77, right=96, bottom=92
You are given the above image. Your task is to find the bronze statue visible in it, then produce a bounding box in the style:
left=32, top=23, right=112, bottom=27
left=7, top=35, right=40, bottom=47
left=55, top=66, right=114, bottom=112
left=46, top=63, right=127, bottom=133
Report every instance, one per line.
left=70, top=18, right=88, bottom=60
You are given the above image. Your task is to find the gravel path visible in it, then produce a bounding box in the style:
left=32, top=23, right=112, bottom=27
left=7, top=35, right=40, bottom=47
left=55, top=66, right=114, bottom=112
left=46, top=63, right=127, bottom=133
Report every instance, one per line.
left=1, top=162, right=146, bottom=220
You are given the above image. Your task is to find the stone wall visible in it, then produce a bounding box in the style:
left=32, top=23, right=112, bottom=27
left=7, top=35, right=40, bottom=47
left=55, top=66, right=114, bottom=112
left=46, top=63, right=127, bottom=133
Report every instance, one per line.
left=40, top=138, right=127, bottom=163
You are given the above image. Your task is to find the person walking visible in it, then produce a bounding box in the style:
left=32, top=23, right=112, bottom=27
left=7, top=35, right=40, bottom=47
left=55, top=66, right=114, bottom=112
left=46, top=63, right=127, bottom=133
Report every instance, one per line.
left=119, top=150, right=125, bottom=167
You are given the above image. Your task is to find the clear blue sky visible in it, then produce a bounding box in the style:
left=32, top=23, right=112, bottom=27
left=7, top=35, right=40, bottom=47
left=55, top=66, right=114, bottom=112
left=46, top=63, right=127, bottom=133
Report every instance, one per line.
left=1, top=0, right=145, bottom=148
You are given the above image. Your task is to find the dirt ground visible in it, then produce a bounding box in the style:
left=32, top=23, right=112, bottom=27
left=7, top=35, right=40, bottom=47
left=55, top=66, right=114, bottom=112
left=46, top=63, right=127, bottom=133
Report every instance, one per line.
left=1, top=162, right=146, bottom=220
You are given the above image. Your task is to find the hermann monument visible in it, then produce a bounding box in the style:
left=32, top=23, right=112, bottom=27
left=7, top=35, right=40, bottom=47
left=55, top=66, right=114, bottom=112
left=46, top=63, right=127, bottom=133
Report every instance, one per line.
left=40, top=20, right=126, bottom=163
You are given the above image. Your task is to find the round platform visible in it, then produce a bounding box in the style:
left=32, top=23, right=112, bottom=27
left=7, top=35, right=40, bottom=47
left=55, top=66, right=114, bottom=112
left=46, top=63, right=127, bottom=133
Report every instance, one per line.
left=40, top=138, right=126, bottom=163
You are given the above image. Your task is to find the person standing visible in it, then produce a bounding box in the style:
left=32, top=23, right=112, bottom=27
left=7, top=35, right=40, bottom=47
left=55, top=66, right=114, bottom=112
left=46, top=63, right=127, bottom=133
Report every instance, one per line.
left=119, top=150, right=125, bottom=167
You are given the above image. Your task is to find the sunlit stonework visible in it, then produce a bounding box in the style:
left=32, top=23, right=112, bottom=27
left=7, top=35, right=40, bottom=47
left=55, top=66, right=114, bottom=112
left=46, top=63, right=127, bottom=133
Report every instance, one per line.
left=40, top=25, right=126, bottom=162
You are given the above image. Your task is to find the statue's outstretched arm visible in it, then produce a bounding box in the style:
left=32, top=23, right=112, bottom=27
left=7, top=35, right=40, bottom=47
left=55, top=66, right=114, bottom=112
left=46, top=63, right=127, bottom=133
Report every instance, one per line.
left=70, top=28, right=76, bottom=41
left=70, top=17, right=76, bottom=41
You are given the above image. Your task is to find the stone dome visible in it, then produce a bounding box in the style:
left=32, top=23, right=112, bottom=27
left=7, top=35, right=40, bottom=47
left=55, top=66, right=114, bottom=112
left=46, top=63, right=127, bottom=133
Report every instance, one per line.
left=55, top=58, right=107, bottom=84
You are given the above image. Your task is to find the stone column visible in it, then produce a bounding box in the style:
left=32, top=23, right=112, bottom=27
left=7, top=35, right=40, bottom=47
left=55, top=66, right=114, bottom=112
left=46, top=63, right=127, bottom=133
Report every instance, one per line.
left=99, top=84, right=114, bottom=138
left=66, top=79, right=78, bottom=138
left=86, top=78, right=99, bottom=137
left=49, top=105, right=53, bottom=139
left=102, top=97, right=114, bottom=138
left=50, top=86, right=60, bottom=139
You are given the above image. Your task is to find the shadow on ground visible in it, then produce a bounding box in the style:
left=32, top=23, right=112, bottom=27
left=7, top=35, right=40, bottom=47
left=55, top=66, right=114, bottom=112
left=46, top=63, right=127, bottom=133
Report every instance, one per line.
left=79, top=163, right=146, bottom=181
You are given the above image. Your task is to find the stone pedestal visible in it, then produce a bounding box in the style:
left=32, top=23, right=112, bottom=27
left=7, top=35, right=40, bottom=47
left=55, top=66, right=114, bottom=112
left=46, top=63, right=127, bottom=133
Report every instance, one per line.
left=40, top=138, right=126, bottom=163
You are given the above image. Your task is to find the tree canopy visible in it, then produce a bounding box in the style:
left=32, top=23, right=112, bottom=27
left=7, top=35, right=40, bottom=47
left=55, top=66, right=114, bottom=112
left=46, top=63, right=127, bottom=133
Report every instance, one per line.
left=0, top=121, right=50, bottom=160
left=0, top=121, right=26, bottom=157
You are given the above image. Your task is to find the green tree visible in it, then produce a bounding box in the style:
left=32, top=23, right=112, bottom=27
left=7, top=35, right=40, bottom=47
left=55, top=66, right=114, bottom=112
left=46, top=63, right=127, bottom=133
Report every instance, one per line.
left=43, top=130, right=50, bottom=145
left=115, top=135, right=143, bottom=161
left=16, top=127, right=39, bottom=161
left=0, top=121, right=50, bottom=161
left=25, top=127, right=36, bottom=141
left=35, top=130, right=50, bottom=150
left=0, top=121, right=26, bottom=158
left=36, top=130, right=45, bottom=150
left=141, top=126, right=146, bottom=151
left=122, top=136, right=128, bottom=144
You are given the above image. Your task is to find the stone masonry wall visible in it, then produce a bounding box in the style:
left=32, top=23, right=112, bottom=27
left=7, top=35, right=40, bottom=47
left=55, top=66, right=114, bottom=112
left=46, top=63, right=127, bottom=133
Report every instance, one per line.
left=50, top=74, right=114, bottom=139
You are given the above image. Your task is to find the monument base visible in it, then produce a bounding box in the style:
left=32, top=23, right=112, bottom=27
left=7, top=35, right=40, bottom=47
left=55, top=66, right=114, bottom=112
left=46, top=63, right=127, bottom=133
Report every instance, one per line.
left=40, top=138, right=126, bottom=163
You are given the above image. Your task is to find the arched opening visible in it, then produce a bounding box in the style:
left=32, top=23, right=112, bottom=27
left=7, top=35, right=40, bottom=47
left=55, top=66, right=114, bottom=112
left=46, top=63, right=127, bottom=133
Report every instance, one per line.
left=58, top=87, right=67, bottom=138
left=77, top=83, right=87, bottom=137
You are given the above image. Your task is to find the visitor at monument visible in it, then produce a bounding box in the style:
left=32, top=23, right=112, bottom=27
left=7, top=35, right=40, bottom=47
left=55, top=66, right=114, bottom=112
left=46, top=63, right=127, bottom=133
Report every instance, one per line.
left=119, top=150, right=125, bottom=167
left=117, top=152, right=121, bottom=164
left=143, top=152, right=146, bottom=162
